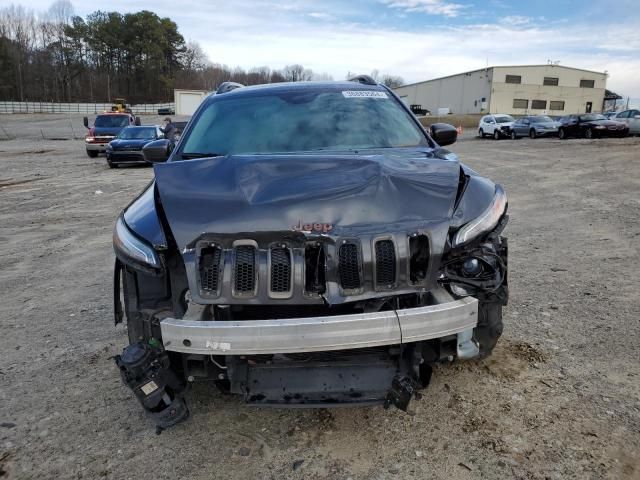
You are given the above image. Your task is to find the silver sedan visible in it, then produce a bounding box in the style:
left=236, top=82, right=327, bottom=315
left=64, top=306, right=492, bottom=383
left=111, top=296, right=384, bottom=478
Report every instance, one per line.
left=510, top=115, right=561, bottom=139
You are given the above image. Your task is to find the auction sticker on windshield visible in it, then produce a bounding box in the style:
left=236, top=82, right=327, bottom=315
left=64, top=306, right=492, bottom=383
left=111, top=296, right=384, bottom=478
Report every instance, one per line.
left=342, top=91, right=388, bottom=99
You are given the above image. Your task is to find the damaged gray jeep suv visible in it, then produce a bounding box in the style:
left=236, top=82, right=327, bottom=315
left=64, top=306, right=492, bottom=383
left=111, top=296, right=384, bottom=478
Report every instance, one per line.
left=112, top=76, right=508, bottom=428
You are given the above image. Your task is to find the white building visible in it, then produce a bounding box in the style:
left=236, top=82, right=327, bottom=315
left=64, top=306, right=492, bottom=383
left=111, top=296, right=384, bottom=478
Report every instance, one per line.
left=394, top=65, right=608, bottom=115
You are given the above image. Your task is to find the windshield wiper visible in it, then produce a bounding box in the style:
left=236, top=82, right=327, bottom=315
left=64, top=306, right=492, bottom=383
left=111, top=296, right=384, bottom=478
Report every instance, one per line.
left=180, top=152, right=225, bottom=159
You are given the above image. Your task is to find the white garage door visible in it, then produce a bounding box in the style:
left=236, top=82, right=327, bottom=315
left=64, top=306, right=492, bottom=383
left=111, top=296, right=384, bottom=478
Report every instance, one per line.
left=176, top=92, right=205, bottom=115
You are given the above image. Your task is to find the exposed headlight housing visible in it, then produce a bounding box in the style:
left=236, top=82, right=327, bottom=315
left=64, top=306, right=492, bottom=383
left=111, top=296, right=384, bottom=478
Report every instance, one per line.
left=452, top=185, right=507, bottom=247
left=113, top=215, right=161, bottom=271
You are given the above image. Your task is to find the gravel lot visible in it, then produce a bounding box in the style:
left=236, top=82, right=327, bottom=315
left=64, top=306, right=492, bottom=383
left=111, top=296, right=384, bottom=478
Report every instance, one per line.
left=1, top=114, right=639, bottom=480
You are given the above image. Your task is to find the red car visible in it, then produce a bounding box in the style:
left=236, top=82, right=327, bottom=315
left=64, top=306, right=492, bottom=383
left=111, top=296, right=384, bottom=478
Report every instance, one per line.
left=558, top=114, right=628, bottom=139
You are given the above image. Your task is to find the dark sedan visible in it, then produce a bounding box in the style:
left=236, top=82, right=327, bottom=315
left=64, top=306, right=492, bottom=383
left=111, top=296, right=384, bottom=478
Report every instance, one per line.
left=558, top=114, right=628, bottom=139
left=106, top=126, right=163, bottom=168
left=510, top=115, right=560, bottom=139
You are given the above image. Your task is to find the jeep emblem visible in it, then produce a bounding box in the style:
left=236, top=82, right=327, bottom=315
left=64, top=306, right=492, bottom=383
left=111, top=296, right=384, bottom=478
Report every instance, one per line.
left=292, top=220, right=333, bottom=233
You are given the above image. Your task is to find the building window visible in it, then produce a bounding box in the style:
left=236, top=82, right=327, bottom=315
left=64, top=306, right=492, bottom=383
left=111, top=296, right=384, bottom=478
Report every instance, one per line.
left=549, top=100, right=565, bottom=110
left=531, top=100, right=547, bottom=109
left=513, top=99, right=528, bottom=109
left=543, top=77, right=559, bottom=86
left=506, top=75, right=522, bottom=84
left=580, top=79, right=595, bottom=88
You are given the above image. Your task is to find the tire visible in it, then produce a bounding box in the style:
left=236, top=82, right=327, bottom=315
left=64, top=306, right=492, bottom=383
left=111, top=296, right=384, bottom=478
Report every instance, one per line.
left=107, top=158, right=117, bottom=169
left=510, top=130, right=517, bottom=140
left=493, top=130, right=500, bottom=140
left=558, top=128, right=566, bottom=139
left=86, top=149, right=98, bottom=158
left=529, top=129, right=537, bottom=139
left=584, top=128, right=593, bottom=139
left=478, top=128, right=484, bottom=138
left=475, top=302, right=503, bottom=358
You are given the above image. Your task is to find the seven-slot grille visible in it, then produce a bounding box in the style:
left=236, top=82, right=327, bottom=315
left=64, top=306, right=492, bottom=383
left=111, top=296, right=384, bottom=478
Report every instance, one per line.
left=375, top=240, right=396, bottom=286
left=198, top=236, right=427, bottom=298
left=338, top=243, right=361, bottom=290
left=234, top=245, right=257, bottom=294
left=270, top=247, right=292, bottom=293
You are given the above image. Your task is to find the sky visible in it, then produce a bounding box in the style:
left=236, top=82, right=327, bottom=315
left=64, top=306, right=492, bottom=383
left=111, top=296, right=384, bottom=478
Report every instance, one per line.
left=23, top=0, right=640, bottom=101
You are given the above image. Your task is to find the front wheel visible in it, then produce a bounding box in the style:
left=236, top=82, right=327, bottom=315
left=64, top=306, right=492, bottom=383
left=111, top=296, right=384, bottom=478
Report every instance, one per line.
left=475, top=302, right=503, bottom=358
left=493, top=130, right=500, bottom=140
left=86, top=149, right=98, bottom=158
left=478, top=128, right=484, bottom=138
left=510, top=130, right=517, bottom=140
left=558, top=128, right=567, bottom=139
left=584, top=128, right=593, bottom=139
left=529, top=129, right=537, bottom=139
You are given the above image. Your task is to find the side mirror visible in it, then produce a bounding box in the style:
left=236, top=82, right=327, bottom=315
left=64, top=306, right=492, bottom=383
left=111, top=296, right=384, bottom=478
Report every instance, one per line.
left=430, top=123, right=457, bottom=147
left=134, top=116, right=141, bottom=126
left=143, top=139, right=172, bottom=163
left=83, top=116, right=89, bottom=129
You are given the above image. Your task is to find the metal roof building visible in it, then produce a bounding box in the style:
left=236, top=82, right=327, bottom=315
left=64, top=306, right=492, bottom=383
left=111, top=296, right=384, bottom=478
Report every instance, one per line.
left=394, top=65, right=608, bottom=115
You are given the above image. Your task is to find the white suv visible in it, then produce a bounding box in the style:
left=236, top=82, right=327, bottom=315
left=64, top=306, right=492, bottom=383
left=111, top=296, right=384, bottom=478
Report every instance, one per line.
left=478, top=114, right=515, bottom=140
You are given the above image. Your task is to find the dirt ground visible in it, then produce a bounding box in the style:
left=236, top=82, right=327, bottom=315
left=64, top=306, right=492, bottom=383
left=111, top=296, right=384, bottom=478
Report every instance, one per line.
left=1, top=114, right=639, bottom=480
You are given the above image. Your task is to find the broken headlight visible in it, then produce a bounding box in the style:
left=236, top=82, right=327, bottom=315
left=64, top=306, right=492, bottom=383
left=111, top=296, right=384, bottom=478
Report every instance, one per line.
left=113, top=215, right=161, bottom=270
left=452, top=185, right=507, bottom=247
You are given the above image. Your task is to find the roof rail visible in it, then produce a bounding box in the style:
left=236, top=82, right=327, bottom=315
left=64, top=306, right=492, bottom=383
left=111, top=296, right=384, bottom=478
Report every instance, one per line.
left=216, top=82, right=245, bottom=94
left=348, top=75, right=377, bottom=86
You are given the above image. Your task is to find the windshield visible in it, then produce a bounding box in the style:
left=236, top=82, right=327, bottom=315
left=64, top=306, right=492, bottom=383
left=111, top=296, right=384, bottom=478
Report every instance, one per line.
left=117, top=127, right=157, bottom=140
left=495, top=116, right=515, bottom=124
left=579, top=114, right=606, bottom=122
left=95, top=115, right=129, bottom=128
left=531, top=116, right=553, bottom=123
left=180, top=88, right=427, bottom=156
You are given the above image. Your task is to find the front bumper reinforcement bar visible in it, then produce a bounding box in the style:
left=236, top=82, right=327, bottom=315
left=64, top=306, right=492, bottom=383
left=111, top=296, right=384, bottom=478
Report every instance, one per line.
left=160, top=295, right=478, bottom=356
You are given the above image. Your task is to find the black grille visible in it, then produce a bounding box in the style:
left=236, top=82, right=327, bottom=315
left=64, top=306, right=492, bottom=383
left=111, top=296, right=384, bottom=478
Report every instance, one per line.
left=338, top=243, right=361, bottom=290
left=409, top=234, right=430, bottom=284
left=200, top=246, right=222, bottom=292
left=270, top=247, right=291, bottom=293
left=375, top=240, right=396, bottom=286
left=234, top=245, right=256, bottom=293
left=304, top=243, right=326, bottom=294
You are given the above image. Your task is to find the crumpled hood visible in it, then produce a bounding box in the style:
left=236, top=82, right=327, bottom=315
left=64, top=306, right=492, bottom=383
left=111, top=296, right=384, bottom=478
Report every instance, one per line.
left=154, top=150, right=461, bottom=250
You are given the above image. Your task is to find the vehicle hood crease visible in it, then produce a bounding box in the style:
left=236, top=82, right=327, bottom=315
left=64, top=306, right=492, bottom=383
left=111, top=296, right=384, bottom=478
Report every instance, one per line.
left=154, top=152, right=461, bottom=250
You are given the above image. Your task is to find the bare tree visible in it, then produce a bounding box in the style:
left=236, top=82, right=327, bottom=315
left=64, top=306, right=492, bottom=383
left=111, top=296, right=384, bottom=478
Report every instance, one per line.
left=381, top=74, right=404, bottom=88
left=281, top=64, right=313, bottom=82
left=312, top=71, right=334, bottom=81
left=181, top=41, right=209, bottom=72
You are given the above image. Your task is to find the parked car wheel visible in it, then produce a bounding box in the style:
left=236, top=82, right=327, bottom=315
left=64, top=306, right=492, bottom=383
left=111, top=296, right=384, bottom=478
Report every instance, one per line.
left=558, top=128, right=567, bottom=139
left=529, top=129, right=537, bottom=139
left=510, top=130, right=517, bottom=140
left=584, top=128, right=593, bottom=139
left=478, top=128, right=484, bottom=138
left=107, top=158, right=117, bottom=169
left=493, top=130, right=500, bottom=140
left=86, top=150, right=98, bottom=158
